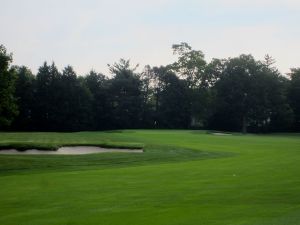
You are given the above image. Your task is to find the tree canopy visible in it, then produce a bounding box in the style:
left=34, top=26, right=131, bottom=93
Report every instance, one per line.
left=0, top=45, right=18, bottom=128
left=0, top=43, right=299, bottom=132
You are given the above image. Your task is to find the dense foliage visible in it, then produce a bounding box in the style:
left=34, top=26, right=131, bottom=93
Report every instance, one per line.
left=0, top=43, right=299, bottom=132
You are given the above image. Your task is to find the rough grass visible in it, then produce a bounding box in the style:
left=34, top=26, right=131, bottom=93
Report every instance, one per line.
left=0, top=130, right=300, bottom=225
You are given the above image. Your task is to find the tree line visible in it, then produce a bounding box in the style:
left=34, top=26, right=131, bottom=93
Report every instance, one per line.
left=0, top=43, right=299, bottom=132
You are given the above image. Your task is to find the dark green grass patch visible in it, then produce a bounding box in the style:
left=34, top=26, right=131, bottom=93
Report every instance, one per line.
left=0, top=146, right=228, bottom=175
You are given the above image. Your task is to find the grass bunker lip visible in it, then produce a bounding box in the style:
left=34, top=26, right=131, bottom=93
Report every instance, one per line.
left=0, top=146, right=144, bottom=155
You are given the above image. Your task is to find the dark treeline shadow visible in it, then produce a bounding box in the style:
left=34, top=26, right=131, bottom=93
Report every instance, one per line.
left=0, top=43, right=299, bottom=133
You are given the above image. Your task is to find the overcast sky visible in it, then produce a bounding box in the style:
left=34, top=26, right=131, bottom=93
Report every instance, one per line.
left=1, top=0, right=300, bottom=75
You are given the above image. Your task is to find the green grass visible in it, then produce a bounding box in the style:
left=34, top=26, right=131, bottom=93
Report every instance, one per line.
left=0, top=130, right=300, bottom=225
left=0, top=135, right=144, bottom=151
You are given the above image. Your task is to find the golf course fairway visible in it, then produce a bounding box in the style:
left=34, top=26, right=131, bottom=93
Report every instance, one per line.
left=0, top=130, right=299, bottom=225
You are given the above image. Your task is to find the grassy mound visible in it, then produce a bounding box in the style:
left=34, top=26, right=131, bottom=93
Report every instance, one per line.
left=0, top=141, right=144, bottom=151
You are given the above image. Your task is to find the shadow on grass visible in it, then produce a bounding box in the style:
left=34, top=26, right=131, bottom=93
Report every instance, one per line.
left=0, top=146, right=234, bottom=175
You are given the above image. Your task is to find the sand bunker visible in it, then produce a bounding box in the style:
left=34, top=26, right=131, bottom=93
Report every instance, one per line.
left=212, top=132, right=232, bottom=136
left=0, top=146, right=143, bottom=155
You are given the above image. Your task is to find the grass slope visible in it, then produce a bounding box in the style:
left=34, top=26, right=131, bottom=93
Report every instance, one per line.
left=0, top=130, right=300, bottom=225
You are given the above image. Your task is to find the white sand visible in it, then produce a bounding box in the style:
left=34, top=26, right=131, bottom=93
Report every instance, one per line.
left=0, top=146, right=143, bottom=155
left=212, top=132, right=232, bottom=136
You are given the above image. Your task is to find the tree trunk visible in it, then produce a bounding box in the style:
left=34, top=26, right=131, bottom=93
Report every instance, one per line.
left=242, top=116, right=247, bottom=134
